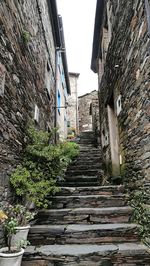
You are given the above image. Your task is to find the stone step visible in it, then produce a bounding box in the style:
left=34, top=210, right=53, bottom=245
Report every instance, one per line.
left=80, top=131, right=94, bottom=136
left=66, top=169, right=101, bottom=176
left=79, top=144, right=100, bottom=149
left=48, top=194, right=127, bottom=209
left=28, top=223, right=139, bottom=245
left=72, top=158, right=102, bottom=165
left=57, top=185, right=125, bottom=196
left=68, top=163, right=102, bottom=170
left=63, top=176, right=99, bottom=183
left=79, top=140, right=95, bottom=144
left=58, top=181, right=100, bottom=187
left=22, top=243, right=150, bottom=266
left=78, top=148, right=100, bottom=153
left=35, top=206, right=132, bottom=225
left=78, top=151, right=102, bottom=160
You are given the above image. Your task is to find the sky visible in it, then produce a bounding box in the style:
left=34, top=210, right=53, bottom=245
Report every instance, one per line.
left=57, top=0, right=98, bottom=96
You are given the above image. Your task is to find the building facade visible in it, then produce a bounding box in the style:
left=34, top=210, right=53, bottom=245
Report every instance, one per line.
left=91, top=0, right=150, bottom=183
left=0, top=0, right=70, bottom=213
left=67, top=72, right=80, bottom=137
left=55, top=16, right=70, bottom=141
left=78, top=90, right=99, bottom=133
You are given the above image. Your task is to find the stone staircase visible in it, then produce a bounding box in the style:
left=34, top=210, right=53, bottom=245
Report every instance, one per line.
left=22, top=131, right=150, bottom=265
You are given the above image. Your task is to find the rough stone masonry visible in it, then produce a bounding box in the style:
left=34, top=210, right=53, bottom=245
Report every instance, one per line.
left=0, top=0, right=57, bottom=206
left=92, top=0, right=150, bottom=184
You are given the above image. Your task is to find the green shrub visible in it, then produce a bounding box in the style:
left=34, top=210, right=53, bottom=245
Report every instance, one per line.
left=129, top=187, right=150, bottom=245
left=60, top=142, right=79, bottom=161
left=10, top=126, right=79, bottom=208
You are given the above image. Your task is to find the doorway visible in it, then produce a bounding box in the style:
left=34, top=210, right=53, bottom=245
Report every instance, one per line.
left=107, top=94, right=120, bottom=176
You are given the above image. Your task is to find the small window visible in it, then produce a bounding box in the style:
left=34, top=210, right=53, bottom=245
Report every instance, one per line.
left=116, top=95, right=122, bottom=116
left=47, top=61, right=50, bottom=72
left=89, top=103, right=92, bottom=115
left=67, top=121, right=70, bottom=127
left=57, top=90, right=61, bottom=114
left=34, top=104, right=39, bottom=123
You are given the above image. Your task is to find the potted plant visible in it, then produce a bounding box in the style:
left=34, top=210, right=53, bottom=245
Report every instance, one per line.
left=0, top=215, right=25, bottom=266
left=3, top=204, right=35, bottom=246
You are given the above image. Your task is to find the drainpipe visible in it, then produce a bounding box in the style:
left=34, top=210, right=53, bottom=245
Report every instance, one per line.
left=54, top=48, right=58, bottom=144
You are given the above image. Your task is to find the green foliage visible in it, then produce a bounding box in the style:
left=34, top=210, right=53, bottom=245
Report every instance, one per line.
left=22, top=30, right=30, bottom=44
left=4, top=218, right=18, bottom=251
left=3, top=204, right=35, bottom=226
left=10, top=126, right=79, bottom=208
left=17, top=239, right=30, bottom=250
left=129, top=187, right=150, bottom=245
left=60, top=142, right=79, bottom=161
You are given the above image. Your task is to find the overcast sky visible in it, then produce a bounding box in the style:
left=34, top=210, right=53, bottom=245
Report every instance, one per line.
left=57, top=0, right=98, bottom=96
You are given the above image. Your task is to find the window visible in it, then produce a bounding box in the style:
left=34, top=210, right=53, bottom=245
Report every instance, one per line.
left=34, top=104, right=39, bottom=123
left=47, top=61, right=50, bottom=72
left=116, top=95, right=122, bottom=116
left=57, top=90, right=61, bottom=114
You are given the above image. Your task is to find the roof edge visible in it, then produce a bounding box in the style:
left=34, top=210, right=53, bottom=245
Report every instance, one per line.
left=91, top=0, right=105, bottom=73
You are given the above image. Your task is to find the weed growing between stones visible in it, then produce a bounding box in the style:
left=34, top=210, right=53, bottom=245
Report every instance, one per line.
left=22, top=31, right=30, bottom=45
left=10, top=126, right=79, bottom=208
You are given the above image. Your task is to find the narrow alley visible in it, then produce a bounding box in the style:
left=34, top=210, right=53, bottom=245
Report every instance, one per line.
left=0, top=0, right=150, bottom=266
left=20, top=132, right=149, bottom=265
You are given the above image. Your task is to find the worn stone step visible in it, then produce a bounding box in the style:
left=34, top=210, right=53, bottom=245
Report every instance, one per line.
left=79, top=144, right=100, bottom=149
left=80, top=131, right=94, bottom=136
left=28, top=223, right=139, bottom=245
left=63, top=176, right=99, bottom=183
left=57, top=185, right=125, bottom=196
left=78, top=153, right=101, bottom=159
left=35, top=206, right=132, bottom=225
left=22, top=243, right=150, bottom=266
left=78, top=148, right=100, bottom=153
left=72, top=158, right=102, bottom=165
left=66, top=169, right=101, bottom=176
left=68, top=163, right=102, bottom=170
left=58, top=181, right=100, bottom=187
left=48, top=194, right=127, bottom=209
left=79, top=140, right=95, bottom=144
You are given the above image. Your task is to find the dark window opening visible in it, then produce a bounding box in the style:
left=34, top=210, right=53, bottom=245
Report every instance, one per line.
left=47, top=61, right=50, bottom=72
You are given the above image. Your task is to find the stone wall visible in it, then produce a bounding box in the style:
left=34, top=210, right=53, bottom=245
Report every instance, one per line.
left=0, top=0, right=57, bottom=205
left=78, top=90, right=98, bottom=133
left=67, top=73, right=79, bottom=134
left=97, top=0, right=150, bottom=182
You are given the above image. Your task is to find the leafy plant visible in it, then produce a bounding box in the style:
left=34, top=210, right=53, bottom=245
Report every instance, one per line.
left=4, top=218, right=18, bottom=252
left=60, top=142, right=79, bottom=161
left=3, top=204, right=35, bottom=226
left=129, top=187, right=150, bottom=244
left=10, top=126, right=79, bottom=208
left=22, top=30, right=30, bottom=45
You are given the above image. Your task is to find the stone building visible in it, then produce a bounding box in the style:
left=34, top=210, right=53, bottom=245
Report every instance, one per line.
left=67, top=72, right=80, bottom=136
left=78, top=90, right=99, bottom=133
left=0, top=0, right=70, bottom=208
left=91, top=0, right=150, bottom=183
left=55, top=16, right=70, bottom=141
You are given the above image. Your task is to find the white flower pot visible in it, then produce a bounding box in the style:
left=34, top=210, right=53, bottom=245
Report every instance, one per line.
left=11, top=225, right=30, bottom=246
left=0, top=247, right=24, bottom=266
